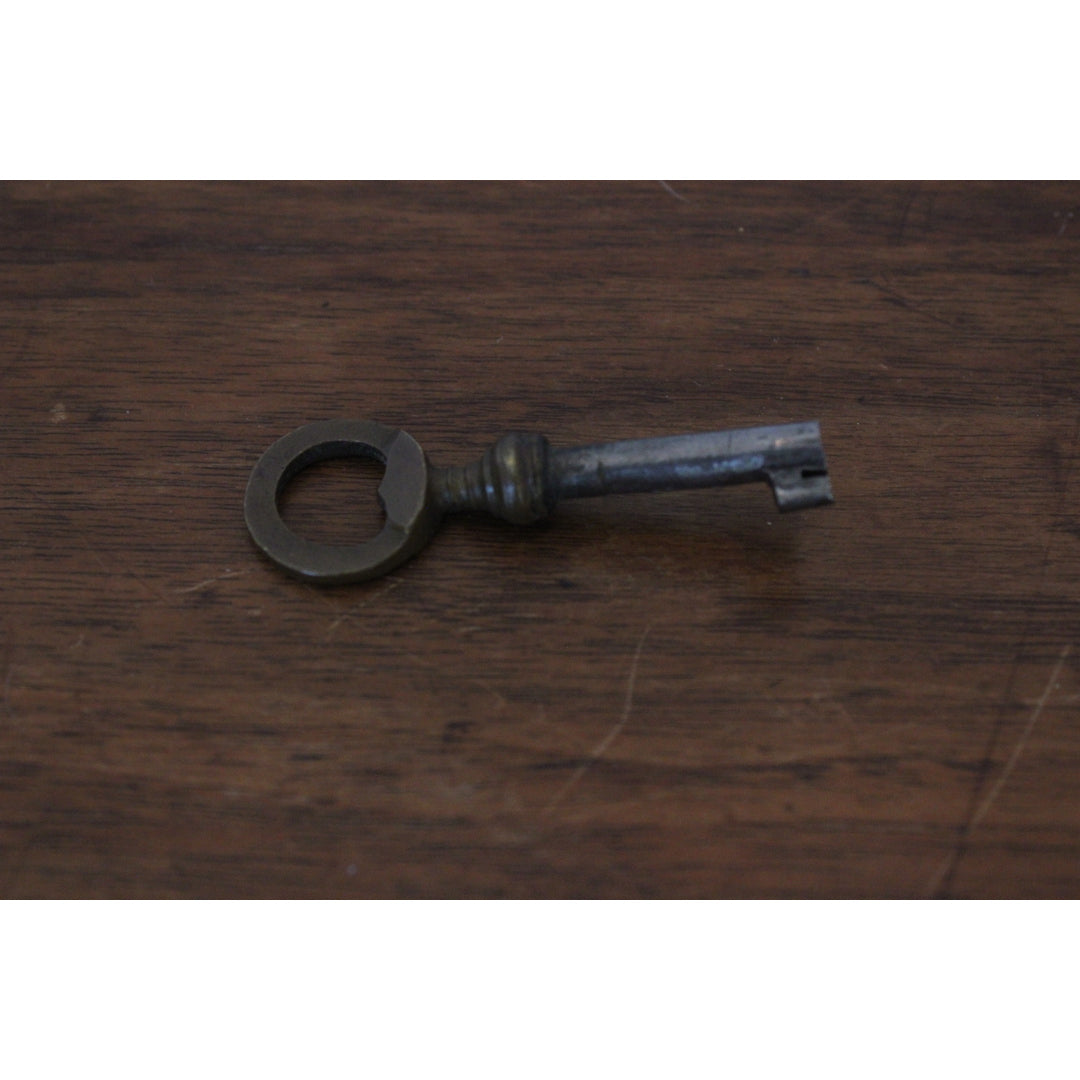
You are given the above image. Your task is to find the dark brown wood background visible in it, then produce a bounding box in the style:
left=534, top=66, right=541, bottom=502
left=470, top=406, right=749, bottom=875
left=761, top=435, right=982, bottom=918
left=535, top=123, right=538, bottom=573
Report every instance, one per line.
left=1, top=181, right=1077, bottom=898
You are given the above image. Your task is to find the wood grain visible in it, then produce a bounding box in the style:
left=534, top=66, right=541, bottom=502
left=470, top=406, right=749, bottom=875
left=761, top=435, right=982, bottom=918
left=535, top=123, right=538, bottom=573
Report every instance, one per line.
left=1, top=181, right=1078, bottom=898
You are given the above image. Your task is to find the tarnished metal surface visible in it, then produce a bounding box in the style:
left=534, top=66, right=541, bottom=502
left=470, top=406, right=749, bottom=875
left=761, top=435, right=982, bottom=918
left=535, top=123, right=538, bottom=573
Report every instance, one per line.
left=243, top=420, right=441, bottom=584
left=245, top=420, right=833, bottom=583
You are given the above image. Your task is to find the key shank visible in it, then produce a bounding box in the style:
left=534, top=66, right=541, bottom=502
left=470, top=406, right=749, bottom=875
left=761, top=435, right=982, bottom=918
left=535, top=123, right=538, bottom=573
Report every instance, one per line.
left=430, top=421, right=832, bottom=521
left=551, top=422, right=830, bottom=511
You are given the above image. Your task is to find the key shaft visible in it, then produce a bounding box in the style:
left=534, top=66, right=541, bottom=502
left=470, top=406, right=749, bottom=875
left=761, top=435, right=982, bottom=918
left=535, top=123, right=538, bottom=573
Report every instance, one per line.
left=550, top=422, right=831, bottom=511
left=430, top=421, right=831, bottom=523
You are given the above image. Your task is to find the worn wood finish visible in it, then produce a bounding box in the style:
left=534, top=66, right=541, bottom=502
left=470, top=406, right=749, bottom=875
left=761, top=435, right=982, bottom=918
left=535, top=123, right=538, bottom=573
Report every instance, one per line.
left=1, top=181, right=1078, bottom=898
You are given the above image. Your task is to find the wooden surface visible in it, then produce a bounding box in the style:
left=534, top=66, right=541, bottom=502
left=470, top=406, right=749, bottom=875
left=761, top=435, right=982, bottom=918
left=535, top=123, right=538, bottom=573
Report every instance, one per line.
left=1, top=181, right=1078, bottom=898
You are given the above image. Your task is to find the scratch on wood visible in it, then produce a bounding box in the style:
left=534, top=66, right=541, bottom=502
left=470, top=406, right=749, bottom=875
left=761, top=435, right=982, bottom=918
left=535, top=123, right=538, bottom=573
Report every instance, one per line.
left=472, top=676, right=508, bottom=710
left=866, top=277, right=957, bottom=328
left=175, top=568, right=252, bottom=594
left=924, top=644, right=1071, bottom=897
left=658, top=181, right=689, bottom=203
left=543, top=623, right=652, bottom=815
left=90, top=551, right=170, bottom=604
left=969, top=645, right=1070, bottom=831
left=325, top=578, right=403, bottom=640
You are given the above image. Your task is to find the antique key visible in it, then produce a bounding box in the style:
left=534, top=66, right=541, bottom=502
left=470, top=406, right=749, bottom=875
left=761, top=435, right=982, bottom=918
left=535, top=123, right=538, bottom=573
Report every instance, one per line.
left=244, top=419, right=832, bottom=583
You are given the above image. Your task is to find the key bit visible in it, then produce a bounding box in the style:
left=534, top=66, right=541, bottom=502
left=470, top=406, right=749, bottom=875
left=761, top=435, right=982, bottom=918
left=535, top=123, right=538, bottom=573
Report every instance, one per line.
left=244, top=419, right=832, bottom=584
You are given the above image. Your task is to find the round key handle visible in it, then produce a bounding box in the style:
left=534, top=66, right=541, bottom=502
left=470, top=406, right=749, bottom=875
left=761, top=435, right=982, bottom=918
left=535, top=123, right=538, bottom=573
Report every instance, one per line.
left=244, top=420, right=441, bottom=584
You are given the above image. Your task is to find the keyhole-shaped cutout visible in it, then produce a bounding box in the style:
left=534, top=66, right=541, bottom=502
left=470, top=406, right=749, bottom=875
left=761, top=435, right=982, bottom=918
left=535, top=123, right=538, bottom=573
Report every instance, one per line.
left=278, top=455, right=387, bottom=545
